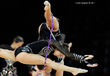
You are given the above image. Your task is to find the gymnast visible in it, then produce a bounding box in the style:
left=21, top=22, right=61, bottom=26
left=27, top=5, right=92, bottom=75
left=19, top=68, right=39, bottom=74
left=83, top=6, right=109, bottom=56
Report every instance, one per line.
left=30, top=49, right=67, bottom=76
left=0, top=40, right=88, bottom=76
left=0, top=36, right=24, bottom=76
left=29, top=1, right=97, bottom=75
left=0, top=1, right=97, bottom=76
left=29, top=42, right=72, bottom=76
left=38, top=1, right=98, bottom=67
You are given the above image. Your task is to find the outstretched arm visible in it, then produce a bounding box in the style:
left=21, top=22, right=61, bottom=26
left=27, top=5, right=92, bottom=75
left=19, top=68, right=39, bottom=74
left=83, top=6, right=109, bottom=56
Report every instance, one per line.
left=0, top=48, right=15, bottom=61
left=44, top=1, right=59, bottom=32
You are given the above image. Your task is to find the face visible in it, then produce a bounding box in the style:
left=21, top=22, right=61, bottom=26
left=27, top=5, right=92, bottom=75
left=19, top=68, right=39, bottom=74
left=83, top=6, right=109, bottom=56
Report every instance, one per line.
left=12, top=42, right=24, bottom=49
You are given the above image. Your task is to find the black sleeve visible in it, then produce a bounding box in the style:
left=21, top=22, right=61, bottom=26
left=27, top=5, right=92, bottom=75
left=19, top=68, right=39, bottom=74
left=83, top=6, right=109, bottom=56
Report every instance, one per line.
left=38, top=23, right=50, bottom=40
left=38, top=23, right=62, bottom=42
left=50, top=40, right=91, bottom=65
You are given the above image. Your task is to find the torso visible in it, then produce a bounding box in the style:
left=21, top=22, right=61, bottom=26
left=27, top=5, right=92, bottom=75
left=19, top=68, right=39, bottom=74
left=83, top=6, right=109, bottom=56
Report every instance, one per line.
left=38, top=23, right=61, bottom=42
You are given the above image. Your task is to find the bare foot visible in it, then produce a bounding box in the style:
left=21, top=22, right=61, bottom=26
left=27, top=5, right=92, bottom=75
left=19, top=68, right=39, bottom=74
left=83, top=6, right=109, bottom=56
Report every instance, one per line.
left=71, top=68, right=88, bottom=76
left=87, top=63, right=98, bottom=67
left=84, top=55, right=94, bottom=60
left=44, top=1, right=51, bottom=11
left=44, top=1, right=50, bottom=6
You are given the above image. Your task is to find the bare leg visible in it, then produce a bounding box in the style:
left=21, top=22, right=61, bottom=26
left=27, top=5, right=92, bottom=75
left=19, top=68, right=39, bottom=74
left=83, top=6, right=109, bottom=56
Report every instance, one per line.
left=84, top=55, right=98, bottom=67
left=38, top=1, right=59, bottom=34
left=44, top=1, right=59, bottom=32
left=15, top=52, right=88, bottom=76
left=55, top=61, right=64, bottom=76
left=15, top=52, right=45, bottom=65
left=0, top=49, right=15, bottom=61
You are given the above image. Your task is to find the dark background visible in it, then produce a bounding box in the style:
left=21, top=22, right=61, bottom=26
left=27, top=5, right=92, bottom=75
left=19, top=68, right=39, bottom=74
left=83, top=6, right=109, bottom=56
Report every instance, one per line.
left=0, top=0, right=109, bottom=76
